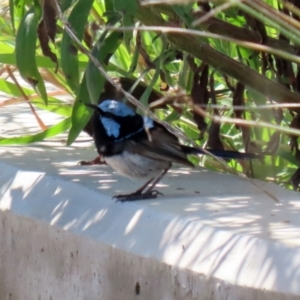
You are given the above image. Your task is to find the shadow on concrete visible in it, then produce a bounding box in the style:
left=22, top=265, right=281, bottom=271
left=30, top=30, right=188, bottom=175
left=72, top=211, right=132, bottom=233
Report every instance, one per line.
left=1, top=140, right=300, bottom=295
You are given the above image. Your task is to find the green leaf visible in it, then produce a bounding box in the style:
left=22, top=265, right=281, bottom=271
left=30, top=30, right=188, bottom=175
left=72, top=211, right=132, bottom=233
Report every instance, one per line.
left=172, top=4, right=194, bottom=27
left=164, top=109, right=179, bottom=123
left=9, top=0, right=15, bottom=33
left=139, top=63, right=160, bottom=107
left=60, top=0, right=78, bottom=11
left=67, top=73, right=92, bottom=145
left=15, top=8, right=48, bottom=104
left=32, top=98, right=72, bottom=117
left=105, top=0, right=114, bottom=12
left=0, top=118, right=71, bottom=145
left=113, top=0, right=138, bottom=14
left=0, top=79, right=71, bottom=117
left=0, top=53, right=16, bottom=65
left=178, top=54, right=190, bottom=89
left=86, top=31, right=123, bottom=104
left=247, top=89, right=273, bottom=122
left=0, top=78, right=33, bottom=97
left=122, top=14, right=134, bottom=50
left=0, top=53, right=87, bottom=69
left=127, top=44, right=139, bottom=74
left=14, top=0, right=25, bottom=20
left=0, top=41, right=15, bottom=53
left=113, top=0, right=137, bottom=49
left=60, top=0, right=94, bottom=93
left=277, top=149, right=299, bottom=165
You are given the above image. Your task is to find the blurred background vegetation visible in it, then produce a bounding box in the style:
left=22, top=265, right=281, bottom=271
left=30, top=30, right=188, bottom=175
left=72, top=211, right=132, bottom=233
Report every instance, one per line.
left=1, top=0, right=300, bottom=191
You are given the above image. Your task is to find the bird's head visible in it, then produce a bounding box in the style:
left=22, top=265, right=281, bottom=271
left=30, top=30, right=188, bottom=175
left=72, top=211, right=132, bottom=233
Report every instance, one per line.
left=86, top=100, right=145, bottom=140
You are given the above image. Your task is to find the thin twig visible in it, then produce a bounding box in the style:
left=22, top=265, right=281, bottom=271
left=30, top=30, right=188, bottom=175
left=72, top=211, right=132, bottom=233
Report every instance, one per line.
left=192, top=1, right=242, bottom=26
left=150, top=99, right=300, bottom=111
left=102, top=25, right=300, bottom=64
left=0, top=90, right=70, bottom=107
left=190, top=102, right=300, bottom=137
left=281, top=0, right=300, bottom=19
left=5, top=66, right=47, bottom=130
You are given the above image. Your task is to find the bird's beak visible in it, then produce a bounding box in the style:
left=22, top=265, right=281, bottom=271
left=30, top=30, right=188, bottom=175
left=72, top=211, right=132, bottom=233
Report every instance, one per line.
left=85, top=103, right=102, bottom=116
left=85, top=103, right=98, bottom=110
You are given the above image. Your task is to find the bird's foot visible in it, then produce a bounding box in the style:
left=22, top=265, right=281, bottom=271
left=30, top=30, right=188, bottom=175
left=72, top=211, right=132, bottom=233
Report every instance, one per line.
left=78, top=156, right=106, bottom=166
left=113, top=190, right=163, bottom=202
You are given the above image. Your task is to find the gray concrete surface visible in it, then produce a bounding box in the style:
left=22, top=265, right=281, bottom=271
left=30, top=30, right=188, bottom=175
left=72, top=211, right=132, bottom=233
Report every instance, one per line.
left=1, top=103, right=300, bottom=299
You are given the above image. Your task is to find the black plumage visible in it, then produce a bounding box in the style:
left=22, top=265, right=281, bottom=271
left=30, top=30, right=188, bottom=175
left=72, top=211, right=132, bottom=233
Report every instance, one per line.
left=86, top=100, right=262, bottom=202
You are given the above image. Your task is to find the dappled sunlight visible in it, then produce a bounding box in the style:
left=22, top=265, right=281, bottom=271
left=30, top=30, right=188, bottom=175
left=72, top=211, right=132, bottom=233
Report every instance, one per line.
left=157, top=217, right=300, bottom=292
left=268, top=223, right=300, bottom=245
left=0, top=170, right=44, bottom=210
left=1, top=136, right=300, bottom=294
left=58, top=169, right=100, bottom=176
left=63, top=218, right=78, bottom=230
left=3, top=0, right=300, bottom=295
left=50, top=211, right=63, bottom=226
left=82, top=209, right=108, bottom=231
left=0, top=177, right=14, bottom=209
left=124, top=209, right=144, bottom=235
left=0, top=104, right=65, bottom=136
left=169, top=168, right=193, bottom=176
left=52, top=200, right=68, bottom=215
left=53, top=186, right=62, bottom=196
left=148, top=201, right=161, bottom=206
left=22, top=174, right=44, bottom=199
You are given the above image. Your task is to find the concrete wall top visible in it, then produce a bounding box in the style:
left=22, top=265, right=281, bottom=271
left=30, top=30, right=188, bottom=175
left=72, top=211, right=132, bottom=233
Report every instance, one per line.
left=1, top=103, right=300, bottom=299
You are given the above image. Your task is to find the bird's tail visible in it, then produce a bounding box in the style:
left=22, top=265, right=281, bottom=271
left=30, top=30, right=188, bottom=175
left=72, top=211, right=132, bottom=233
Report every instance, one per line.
left=182, top=146, right=263, bottom=159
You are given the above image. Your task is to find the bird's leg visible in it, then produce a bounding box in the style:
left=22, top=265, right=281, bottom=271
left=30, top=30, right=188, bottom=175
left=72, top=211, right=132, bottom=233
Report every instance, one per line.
left=114, top=166, right=171, bottom=202
left=143, top=166, right=170, bottom=195
left=78, top=155, right=106, bottom=166
left=113, top=177, right=156, bottom=202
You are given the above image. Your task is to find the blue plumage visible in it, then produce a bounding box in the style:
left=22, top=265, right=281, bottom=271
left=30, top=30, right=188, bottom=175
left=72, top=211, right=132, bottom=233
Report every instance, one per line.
left=98, top=110, right=155, bottom=142
left=86, top=100, right=262, bottom=202
left=143, top=116, right=154, bottom=130
left=98, top=100, right=135, bottom=117
left=100, top=117, right=120, bottom=138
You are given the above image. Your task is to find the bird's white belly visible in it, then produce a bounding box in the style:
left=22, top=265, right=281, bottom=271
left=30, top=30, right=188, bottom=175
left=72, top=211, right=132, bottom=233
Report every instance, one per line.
left=105, top=151, right=169, bottom=179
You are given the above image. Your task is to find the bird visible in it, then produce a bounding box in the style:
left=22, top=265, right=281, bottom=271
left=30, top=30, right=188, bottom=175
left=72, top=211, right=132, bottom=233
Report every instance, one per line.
left=79, top=77, right=163, bottom=165
left=86, top=100, right=262, bottom=202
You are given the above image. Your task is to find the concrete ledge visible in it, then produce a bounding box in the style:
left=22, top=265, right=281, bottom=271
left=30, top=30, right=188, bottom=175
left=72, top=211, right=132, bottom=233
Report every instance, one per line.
left=1, top=161, right=300, bottom=299
left=2, top=82, right=299, bottom=299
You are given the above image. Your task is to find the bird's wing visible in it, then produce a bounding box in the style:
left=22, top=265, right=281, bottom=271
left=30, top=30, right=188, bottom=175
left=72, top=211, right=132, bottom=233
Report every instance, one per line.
left=124, top=126, right=194, bottom=167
